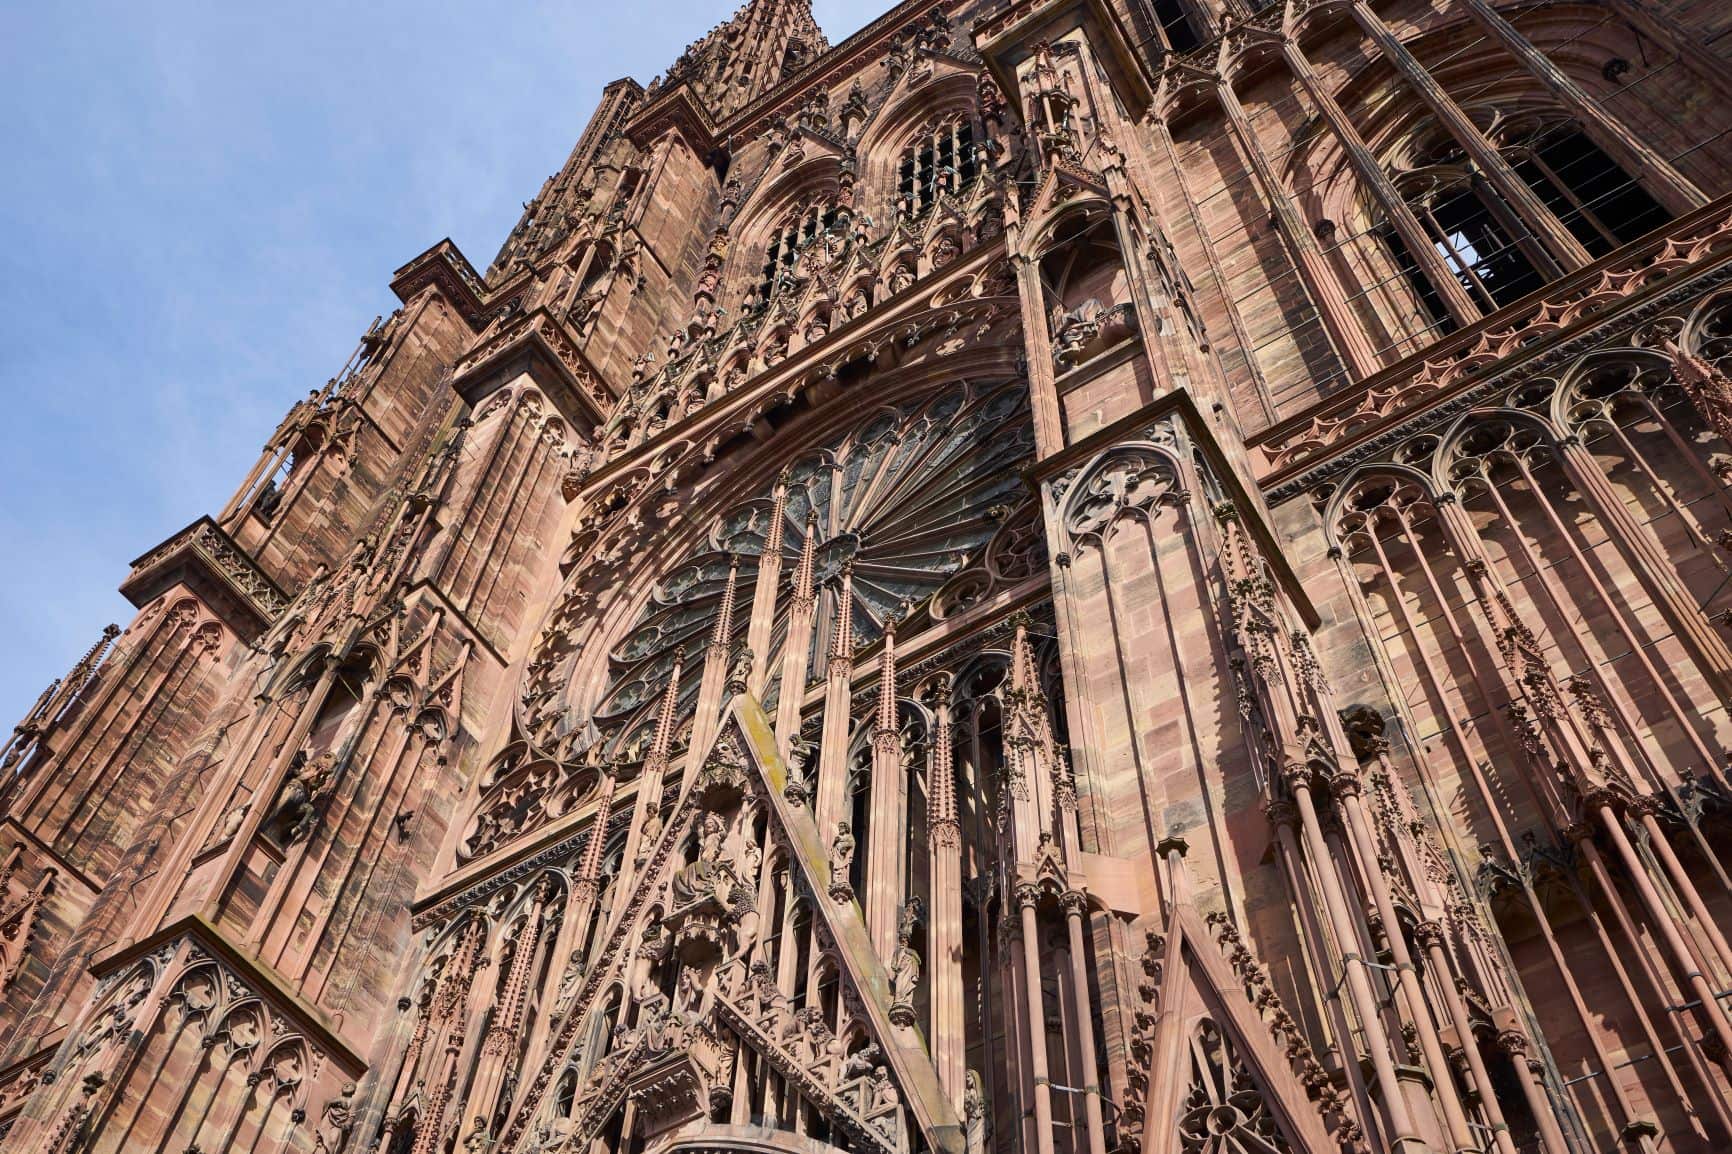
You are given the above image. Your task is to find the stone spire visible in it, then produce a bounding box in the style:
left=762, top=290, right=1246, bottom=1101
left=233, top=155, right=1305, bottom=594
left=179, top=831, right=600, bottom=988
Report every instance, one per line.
left=650, top=0, right=829, bottom=121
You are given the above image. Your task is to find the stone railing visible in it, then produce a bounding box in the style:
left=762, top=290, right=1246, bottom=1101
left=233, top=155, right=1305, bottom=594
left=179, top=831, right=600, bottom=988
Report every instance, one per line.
left=1253, top=196, right=1732, bottom=493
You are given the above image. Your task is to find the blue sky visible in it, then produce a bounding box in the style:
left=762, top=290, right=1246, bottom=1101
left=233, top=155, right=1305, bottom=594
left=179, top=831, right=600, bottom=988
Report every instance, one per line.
left=0, top=0, right=879, bottom=720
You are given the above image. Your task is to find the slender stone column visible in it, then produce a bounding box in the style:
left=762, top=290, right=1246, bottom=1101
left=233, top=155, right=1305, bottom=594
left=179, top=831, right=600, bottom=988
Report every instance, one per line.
left=1346, top=0, right=1592, bottom=270
left=1280, top=38, right=1479, bottom=327
left=1016, top=884, right=1057, bottom=1154
left=690, top=553, right=740, bottom=758
left=1413, top=924, right=1527, bottom=1154
left=1332, top=771, right=1480, bottom=1154
left=1595, top=805, right=1732, bottom=1065
left=1012, top=254, right=1066, bottom=458
left=1454, top=0, right=1705, bottom=215
left=745, top=474, right=789, bottom=699
left=1632, top=802, right=1732, bottom=980
left=866, top=618, right=906, bottom=959
left=925, top=675, right=966, bottom=1105
left=1496, top=1031, right=1574, bottom=1154
left=774, top=512, right=821, bottom=756
left=1287, top=769, right=1429, bottom=1154
left=814, top=563, right=856, bottom=838
left=1214, top=78, right=1382, bottom=379
left=1553, top=435, right=1732, bottom=699
left=1060, top=891, right=1108, bottom=1154
left=467, top=881, right=549, bottom=1129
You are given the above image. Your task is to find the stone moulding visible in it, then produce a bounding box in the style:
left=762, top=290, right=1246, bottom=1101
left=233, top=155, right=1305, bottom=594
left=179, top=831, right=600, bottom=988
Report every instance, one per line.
left=1254, top=195, right=1732, bottom=500
left=1028, top=386, right=1321, bottom=629
left=450, top=305, right=615, bottom=430
left=86, top=913, right=366, bottom=1077
left=390, top=237, right=487, bottom=328
left=119, top=515, right=288, bottom=639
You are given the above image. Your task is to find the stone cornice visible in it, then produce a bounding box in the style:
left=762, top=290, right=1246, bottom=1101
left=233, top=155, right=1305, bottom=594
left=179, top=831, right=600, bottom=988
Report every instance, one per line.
left=408, top=775, right=642, bottom=929
left=390, top=238, right=488, bottom=328
left=577, top=239, right=1009, bottom=496
left=119, top=515, right=288, bottom=640
left=626, top=84, right=721, bottom=156
left=1252, top=195, right=1732, bottom=498
left=450, top=305, right=616, bottom=432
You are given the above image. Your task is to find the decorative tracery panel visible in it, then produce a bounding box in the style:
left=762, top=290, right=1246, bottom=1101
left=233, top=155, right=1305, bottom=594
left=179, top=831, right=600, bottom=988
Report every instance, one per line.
left=594, top=379, right=1038, bottom=749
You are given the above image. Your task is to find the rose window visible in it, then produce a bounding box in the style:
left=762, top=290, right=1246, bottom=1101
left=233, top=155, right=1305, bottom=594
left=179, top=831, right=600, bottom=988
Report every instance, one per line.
left=594, top=378, right=1037, bottom=748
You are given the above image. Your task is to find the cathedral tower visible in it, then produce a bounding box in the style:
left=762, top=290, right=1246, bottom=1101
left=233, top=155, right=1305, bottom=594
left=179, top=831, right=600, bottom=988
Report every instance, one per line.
left=4, top=2, right=1732, bottom=1153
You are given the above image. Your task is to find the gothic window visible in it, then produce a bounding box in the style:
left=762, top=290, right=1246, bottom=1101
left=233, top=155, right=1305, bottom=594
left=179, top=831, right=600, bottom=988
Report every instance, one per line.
left=592, top=380, right=1035, bottom=752
left=1150, top=0, right=1201, bottom=54
left=1385, top=120, right=1672, bottom=312
left=1508, top=123, right=1671, bottom=255
left=757, top=200, right=840, bottom=305
left=897, top=118, right=980, bottom=219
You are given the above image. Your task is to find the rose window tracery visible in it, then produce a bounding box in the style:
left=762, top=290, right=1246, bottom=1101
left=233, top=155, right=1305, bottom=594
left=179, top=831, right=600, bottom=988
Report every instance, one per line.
left=592, top=378, right=1038, bottom=749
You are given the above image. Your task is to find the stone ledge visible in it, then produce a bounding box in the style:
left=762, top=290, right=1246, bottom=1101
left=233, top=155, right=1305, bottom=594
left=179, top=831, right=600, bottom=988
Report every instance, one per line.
left=390, top=237, right=487, bottom=329
left=120, top=516, right=288, bottom=641
left=450, top=306, right=615, bottom=432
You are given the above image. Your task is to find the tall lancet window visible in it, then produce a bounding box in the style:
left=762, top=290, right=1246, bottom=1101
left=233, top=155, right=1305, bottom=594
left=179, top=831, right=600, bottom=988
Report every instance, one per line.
left=757, top=199, right=840, bottom=305
left=1383, top=116, right=1673, bottom=313
left=897, top=116, right=979, bottom=219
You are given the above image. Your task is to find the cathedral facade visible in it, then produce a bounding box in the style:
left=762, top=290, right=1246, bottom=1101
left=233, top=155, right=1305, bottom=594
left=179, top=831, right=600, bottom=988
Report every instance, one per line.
left=3, top=0, right=1732, bottom=1151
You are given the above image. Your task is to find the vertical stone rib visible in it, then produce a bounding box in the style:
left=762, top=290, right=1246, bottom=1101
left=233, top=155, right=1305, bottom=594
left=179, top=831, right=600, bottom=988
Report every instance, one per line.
left=815, top=562, right=855, bottom=837
left=745, top=474, right=789, bottom=699
left=925, top=674, right=965, bottom=1104
left=866, top=616, right=905, bottom=959
left=774, top=511, right=821, bottom=755
left=691, top=553, right=740, bottom=758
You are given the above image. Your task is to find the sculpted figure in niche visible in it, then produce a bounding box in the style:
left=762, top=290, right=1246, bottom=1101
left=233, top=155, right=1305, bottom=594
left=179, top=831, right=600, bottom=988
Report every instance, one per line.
left=636, top=803, right=665, bottom=867
left=552, top=950, right=586, bottom=1020
left=828, top=820, right=856, bottom=901
left=1049, top=297, right=1137, bottom=371
left=965, top=1069, right=988, bottom=1154
left=784, top=735, right=815, bottom=806
left=272, top=750, right=336, bottom=844
left=888, top=899, right=923, bottom=1024
left=841, top=1042, right=883, bottom=1083
left=671, top=811, right=733, bottom=909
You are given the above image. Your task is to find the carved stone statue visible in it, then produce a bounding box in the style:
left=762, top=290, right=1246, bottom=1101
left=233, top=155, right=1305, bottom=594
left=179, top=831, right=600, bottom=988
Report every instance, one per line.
left=965, top=1069, right=988, bottom=1154
left=828, top=820, right=856, bottom=901
left=888, top=898, right=924, bottom=1024
left=552, top=950, right=586, bottom=1019
left=725, top=646, right=754, bottom=695
left=1049, top=297, right=1137, bottom=371
left=671, top=811, right=730, bottom=910
left=637, top=803, right=665, bottom=865
left=271, top=750, right=336, bottom=845
left=312, top=1081, right=357, bottom=1154
left=784, top=735, right=815, bottom=806
left=841, top=1042, right=883, bottom=1083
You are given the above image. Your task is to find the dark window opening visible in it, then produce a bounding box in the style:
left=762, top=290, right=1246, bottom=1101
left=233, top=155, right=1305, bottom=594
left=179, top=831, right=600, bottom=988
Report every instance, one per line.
left=1376, top=224, right=1456, bottom=335
left=1423, top=184, right=1546, bottom=310
left=898, top=121, right=980, bottom=219
left=757, top=202, right=840, bottom=304
left=1151, top=0, right=1201, bottom=54
left=1514, top=128, right=1672, bottom=257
